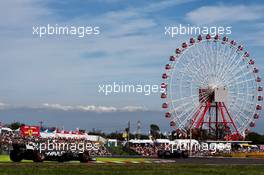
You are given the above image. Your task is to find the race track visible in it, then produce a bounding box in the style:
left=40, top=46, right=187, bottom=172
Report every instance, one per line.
left=159, top=157, right=264, bottom=165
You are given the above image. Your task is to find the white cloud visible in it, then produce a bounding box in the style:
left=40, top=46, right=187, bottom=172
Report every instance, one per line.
left=140, top=0, right=195, bottom=13
left=0, top=0, right=51, bottom=27
left=77, top=105, right=117, bottom=112
left=43, top=103, right=74, bottom=111
left=120, top=106, right=148, bottom=112
left=42, top=103, right=148, bottom=112
left=186, top=5, right=264, bottom=24
left=0, top=102, right=8, bottom=109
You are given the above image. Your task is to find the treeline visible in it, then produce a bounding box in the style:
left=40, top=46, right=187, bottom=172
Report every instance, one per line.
left=245, top=132, right=264, bottom=144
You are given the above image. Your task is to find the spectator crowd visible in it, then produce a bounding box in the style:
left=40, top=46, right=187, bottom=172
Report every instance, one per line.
left=0, top=130, right=111, bottom=156
left=129, top=143, right=171, bottom=157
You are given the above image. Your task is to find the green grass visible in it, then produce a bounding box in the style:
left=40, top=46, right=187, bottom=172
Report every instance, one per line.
left=1, top=155, right=264, bottom=175
left=0, top=163, right=263, bottom=175
left=0, top=155, right=10, bottom=162
left=0, top=154, right=32, bottom=163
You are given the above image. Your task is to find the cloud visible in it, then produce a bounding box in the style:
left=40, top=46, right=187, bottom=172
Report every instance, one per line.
left=186, top=5, right=264, bottom=24
left=42, top=103, right=74, bottom=111
left=137, top=0, right=195, bottom=13
left=42, top=103, right=148, bottom=112
left=77, top=105, right=117, bottom=112
left=120, top=106, right=148, bottom=112
left=0, top=0, right=51, bottom=27
left=84, top=0, right=195, bottom=37
left=0, top=102, right=8, bottom=109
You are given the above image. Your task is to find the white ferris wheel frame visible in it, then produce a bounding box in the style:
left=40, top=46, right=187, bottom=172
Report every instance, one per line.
left=162, top=35, right=263, bottom=136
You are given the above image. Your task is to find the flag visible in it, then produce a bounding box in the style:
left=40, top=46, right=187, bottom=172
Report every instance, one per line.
left=122, top=132, right=127, bottom=138
left=20, top=125, right=40, bottom=137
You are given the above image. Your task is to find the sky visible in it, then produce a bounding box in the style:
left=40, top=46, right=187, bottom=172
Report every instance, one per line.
left=0, top=0, right=264, bottom=133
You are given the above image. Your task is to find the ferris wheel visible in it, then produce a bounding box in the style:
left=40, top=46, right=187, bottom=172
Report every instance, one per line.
left=161, top=34, right=263, bottom=140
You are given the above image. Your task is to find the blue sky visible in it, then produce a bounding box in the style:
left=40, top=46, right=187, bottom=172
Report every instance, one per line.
left=0, top=0, right=264, bottom=133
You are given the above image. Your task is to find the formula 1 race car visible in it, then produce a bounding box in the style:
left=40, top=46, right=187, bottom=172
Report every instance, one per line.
left=157, top=149, right=189, bottom=159
left=10, top=143, right=95, bottom=163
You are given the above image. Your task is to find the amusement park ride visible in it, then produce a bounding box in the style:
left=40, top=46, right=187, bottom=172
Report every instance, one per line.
left=161, top=34, right=263, bottom=140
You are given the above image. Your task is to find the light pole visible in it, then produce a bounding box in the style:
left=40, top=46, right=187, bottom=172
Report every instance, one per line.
left=189, top=125, right=192, bottom=157
left=127, top=121, right=130, bottom=141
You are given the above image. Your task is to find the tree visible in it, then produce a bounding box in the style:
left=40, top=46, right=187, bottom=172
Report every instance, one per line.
left=107, top=132, right=124, bottom=140
left=245, top=132, right=264, bottom=144
left=150, top=124, right=160, bottom=139
left=7, top=122, right=24, bottom=130
left=88, top=128, right=106, bottom=138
